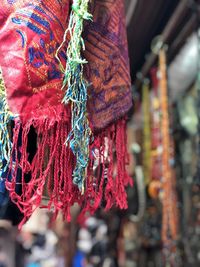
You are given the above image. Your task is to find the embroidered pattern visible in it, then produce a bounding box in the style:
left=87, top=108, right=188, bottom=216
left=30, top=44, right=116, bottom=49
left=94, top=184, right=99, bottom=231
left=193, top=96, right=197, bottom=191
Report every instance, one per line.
left=0, top=1, right=70, bottom=118
left=83, top=0, right=132, bottom=129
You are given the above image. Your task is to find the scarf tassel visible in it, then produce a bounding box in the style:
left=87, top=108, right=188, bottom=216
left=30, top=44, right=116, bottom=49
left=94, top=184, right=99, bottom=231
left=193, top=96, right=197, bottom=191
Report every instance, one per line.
left=6, top=115, right=77, bottom=228
left=78, top=118, right=133, bottom=222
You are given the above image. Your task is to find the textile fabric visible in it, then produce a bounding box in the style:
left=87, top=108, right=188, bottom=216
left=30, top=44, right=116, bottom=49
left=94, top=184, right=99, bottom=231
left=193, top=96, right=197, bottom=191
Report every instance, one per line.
left=0, top=0, right=132, bottom=225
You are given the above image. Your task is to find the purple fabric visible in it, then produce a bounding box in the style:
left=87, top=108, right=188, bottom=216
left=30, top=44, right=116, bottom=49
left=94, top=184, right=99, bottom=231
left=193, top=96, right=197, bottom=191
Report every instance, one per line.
left=84, top=0, right=132, bottom=130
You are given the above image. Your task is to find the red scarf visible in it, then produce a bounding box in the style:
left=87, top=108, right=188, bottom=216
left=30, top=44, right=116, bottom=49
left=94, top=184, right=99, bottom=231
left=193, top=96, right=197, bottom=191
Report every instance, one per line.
left=0, top=0, right=132, bottom=225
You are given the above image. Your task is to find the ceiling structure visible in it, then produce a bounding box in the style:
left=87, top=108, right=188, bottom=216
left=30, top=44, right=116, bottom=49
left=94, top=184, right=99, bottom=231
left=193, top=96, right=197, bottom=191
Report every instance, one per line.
left=125, top=0, right=182, bottom=81
left=125, top=0, right=200, bottom=101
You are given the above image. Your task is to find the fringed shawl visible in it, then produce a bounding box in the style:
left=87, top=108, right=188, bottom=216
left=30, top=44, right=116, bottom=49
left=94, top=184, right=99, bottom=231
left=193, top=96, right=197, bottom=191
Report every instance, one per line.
left=0, top=0, right=132, bottom=226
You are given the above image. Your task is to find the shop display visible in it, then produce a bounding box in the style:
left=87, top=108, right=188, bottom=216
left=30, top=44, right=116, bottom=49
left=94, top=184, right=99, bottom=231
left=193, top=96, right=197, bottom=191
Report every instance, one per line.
left=0, top=1, right=199, bottom=267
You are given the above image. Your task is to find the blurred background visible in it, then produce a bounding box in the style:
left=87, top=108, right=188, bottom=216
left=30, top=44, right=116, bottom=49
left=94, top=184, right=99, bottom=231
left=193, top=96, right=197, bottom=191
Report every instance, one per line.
left=0, top=0, right=200, bottom=266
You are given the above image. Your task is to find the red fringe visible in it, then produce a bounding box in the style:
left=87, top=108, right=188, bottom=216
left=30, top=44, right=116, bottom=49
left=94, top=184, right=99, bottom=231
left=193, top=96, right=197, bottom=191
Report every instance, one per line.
left=78, top=119, right=133, bottom=222
left=6, top=117, right=132, bottom=227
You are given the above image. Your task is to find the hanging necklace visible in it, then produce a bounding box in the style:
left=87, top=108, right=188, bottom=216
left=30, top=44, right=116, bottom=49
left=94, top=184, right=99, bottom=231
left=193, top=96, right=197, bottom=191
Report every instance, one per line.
left=148, top=68, right=163, bottom=199
left=142, top=81, right=151, bottom=185
left=159, top=48, right=179, bottom=265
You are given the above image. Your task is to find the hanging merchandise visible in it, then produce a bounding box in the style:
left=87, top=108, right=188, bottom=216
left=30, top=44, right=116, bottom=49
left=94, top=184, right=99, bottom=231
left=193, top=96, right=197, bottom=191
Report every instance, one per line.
left=148, top=68, right=162, bottom=199
left=142, top=81, right=151, bottom=185
left=0, top=0, right=132, bottom=226
left=158, top=48, right=179, bottom=265
left=129, top=143, right=146, bottom=223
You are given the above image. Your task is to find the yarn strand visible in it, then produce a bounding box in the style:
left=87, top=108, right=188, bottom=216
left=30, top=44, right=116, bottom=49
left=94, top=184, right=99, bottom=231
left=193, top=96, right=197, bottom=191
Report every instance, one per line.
left=56, top=0, right=92, bottom=193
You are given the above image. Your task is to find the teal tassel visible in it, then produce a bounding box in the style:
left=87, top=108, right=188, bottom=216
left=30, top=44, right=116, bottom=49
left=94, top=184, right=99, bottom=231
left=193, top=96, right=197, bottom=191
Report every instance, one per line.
left=56, top=0, right=92, bottom=193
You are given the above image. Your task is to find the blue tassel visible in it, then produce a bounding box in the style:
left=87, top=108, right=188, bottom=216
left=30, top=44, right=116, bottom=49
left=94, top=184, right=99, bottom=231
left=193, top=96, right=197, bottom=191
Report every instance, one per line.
left=64, top=66, right=91, bottom=192
left=56, top=0, right=92, bottom=193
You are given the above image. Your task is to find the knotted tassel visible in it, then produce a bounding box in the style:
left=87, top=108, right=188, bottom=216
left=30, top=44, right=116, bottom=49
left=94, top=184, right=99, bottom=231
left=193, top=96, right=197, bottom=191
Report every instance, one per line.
left=56, top=0, right=92, bottom=193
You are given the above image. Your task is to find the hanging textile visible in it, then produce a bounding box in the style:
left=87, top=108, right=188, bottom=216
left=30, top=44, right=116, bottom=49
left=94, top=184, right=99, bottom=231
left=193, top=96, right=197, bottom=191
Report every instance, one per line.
left=158, top=49, right=178, bottom=263
left=0, top=0, right=132, bottom=225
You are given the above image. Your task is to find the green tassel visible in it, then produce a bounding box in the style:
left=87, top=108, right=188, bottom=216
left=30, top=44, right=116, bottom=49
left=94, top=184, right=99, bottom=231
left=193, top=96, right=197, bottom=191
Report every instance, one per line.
left=56, top=0, right=92, bottom=193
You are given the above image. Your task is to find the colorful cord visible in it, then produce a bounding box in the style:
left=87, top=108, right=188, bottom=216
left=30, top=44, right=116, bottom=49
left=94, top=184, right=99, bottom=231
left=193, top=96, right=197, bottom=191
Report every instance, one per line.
left=56, top=0, right=92, bottom=193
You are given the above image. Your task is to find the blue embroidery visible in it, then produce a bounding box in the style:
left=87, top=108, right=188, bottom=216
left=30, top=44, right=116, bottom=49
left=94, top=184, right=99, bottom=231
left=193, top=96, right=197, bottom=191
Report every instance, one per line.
left=12, top=17, right=45, bottom=35
left=7, top=0, right=17, bottom=4
left=50, top=31, right=54, bottom=41
left=34, top=6, right=47, bottom=15
left=27, top=21, right=45, bottom=35
left=28, top=40, right=61, bottom=80
left=28, top=47, right=35, bottom=63
left=48, top=69, right=61, bottom=80
left=48, top=46, right=54, bottom=54
left=60, top=50, right=67, bottom=60
left=33, top=62, right=43, bottom=68
left=11, top=4, right=64, bottom=81
left=16, top=30, right=26, bottom=48
left=40, top=38, right=46, bottom=49
left=11, top=17, right=21, bottom=24
left=18, top=10, right=50, bottom=29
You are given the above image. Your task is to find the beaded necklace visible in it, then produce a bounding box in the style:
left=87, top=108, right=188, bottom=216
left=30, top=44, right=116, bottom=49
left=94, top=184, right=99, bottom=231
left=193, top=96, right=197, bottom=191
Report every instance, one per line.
left=159, top=49, right=178, bottom=264
left=142, top=82, right=151, bottom=185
